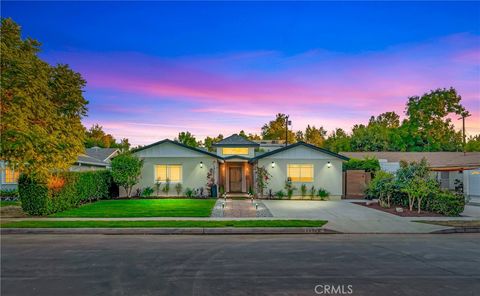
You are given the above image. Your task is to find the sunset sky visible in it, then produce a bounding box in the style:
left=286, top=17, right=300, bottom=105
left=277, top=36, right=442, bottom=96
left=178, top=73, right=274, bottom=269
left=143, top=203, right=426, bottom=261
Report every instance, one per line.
left=3, top=1, right=480, bottom=145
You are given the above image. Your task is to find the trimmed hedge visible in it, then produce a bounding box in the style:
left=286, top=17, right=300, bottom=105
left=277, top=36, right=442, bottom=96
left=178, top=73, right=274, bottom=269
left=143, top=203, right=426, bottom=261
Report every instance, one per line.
left=427, top=191, right=465, bottom=216
left=19, top=170, right=115, bottom=216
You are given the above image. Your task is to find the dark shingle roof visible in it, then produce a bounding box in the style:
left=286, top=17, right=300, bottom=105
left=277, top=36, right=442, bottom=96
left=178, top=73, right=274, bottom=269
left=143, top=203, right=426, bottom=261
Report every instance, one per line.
left=76, top=154, right=110, bottom=167
left=132, top=139, right=223, bottom=159
left=85, top=147, right=119, bottom=162
left=212, top=134, right=260, bottom=147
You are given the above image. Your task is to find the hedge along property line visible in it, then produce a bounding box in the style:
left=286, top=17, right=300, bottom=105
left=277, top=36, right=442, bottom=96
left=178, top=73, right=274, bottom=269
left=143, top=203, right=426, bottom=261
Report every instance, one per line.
left=19, top=170, right=115, bottom=216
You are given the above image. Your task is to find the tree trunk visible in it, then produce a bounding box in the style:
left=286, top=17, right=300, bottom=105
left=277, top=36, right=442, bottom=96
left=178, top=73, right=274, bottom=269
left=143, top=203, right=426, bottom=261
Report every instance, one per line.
left=417, top=197, right=422, bottom=213
left=409, top=194, right=414, bottom=211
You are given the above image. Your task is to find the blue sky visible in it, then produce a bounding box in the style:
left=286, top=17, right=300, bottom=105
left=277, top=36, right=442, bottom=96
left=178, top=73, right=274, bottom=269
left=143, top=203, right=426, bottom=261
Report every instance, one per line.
left=3, top=1, right=480, bottom=144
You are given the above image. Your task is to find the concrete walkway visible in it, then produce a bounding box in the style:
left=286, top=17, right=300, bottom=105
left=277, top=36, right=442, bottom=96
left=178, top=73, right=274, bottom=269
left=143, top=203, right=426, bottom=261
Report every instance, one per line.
left=223, top=199, right=257, bottom=218
left=262, top=200, right=451, bottom=233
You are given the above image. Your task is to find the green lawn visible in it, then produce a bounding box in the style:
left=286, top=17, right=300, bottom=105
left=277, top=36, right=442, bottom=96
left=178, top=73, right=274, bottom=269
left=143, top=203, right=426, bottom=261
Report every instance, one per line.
left=0, top=200, right=20, bottom=207
left=0, top=220, right=327, bottom=228
left=51, top=199, right=217, bottom=218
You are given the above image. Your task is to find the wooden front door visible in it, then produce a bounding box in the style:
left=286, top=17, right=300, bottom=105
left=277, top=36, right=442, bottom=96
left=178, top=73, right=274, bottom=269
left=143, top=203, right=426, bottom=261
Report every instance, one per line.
left=229, top=167, right=242, bottom=192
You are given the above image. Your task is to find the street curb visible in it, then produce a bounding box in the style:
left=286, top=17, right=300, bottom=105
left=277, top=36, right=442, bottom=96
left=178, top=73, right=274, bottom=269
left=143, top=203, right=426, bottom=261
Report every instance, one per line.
left=430, top=227, right=480, bottom=234
left=0, top=227, right=341, bottom=235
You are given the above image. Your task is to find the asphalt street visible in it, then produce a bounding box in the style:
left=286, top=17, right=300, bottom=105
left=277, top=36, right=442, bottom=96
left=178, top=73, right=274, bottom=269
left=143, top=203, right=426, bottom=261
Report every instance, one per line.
left=1, top=234, right=479, bottom=296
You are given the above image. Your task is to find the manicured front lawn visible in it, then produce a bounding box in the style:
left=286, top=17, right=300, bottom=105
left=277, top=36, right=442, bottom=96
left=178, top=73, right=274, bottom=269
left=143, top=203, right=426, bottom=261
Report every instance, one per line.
left=0, top=200, right=20, bottom=207
left=51, top=199, right=217, bottom=218
left=0, top=220, right=328, bottom=228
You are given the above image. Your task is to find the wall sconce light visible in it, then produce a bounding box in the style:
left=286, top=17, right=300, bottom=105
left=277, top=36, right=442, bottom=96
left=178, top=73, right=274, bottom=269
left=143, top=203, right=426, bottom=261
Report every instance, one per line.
left=200, top=161, right=203, bottom=168
left=271, top=161, right=275, bottom=168
left=327, top=161, right=332, bottom=168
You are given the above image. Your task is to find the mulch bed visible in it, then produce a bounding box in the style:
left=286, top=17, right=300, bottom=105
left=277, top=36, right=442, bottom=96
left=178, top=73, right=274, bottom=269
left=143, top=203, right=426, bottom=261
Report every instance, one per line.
left=353, top=202, right=445, bottom=217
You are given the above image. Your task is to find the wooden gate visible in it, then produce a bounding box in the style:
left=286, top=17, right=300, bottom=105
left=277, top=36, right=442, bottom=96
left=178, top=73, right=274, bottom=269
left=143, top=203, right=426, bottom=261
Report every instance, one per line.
left=344, top=170, right=371, bottom=199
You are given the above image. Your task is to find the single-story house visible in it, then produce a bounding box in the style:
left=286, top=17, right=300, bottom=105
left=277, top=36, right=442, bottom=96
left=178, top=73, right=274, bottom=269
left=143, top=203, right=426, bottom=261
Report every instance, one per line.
left=341, top=152, right=480, bottom=204
left=131, top=134, right=349, bottom=199
left=0, top=147, right=119, bottom=191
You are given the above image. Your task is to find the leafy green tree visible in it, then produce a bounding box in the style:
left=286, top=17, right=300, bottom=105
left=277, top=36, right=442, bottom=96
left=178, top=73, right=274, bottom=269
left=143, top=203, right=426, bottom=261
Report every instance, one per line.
left=402, top=88, right=466, bottom=151
left=465, top=135, right=480, bottom=152
left=261, top=113, right=296, bottom=143
left=111, top=153, right=143, bottom=197
left=203, top=134, right=223, bottom=151
left=304, top=125, right=327, bottom=147
left=0, top=18, right=87, bottom=179
left=238, top=130, right=248, bottom=139
left=350, top=112, right=405, bottom=151
left=324, top=128, right=352, bottom=152
left=176, top=131, right=198, bottom=147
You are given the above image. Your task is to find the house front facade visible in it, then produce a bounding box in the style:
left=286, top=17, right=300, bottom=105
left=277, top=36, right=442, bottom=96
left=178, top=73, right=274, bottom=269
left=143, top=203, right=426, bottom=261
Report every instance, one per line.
left=131, top=134, right=349, bottom=199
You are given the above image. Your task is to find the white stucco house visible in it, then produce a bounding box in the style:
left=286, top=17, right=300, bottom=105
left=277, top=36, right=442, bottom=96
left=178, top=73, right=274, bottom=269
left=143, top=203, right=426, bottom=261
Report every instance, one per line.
left=131, top=134, right=349, bottom=199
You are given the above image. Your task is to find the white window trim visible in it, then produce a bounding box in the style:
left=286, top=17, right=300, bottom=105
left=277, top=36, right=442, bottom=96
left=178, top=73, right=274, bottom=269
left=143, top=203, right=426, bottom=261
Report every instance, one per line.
left=154, top=164, right=183, bottom=183
left=287, top=164, right=314, bottom=183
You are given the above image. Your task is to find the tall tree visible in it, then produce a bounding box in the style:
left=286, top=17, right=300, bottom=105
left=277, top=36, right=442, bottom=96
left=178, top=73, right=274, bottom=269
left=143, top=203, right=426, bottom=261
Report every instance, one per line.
left=261, top=113, right=296, bottom=143
left=84, top=124, right=131, bottom=150
left=324, top=128, right=351, bottom=152
left=304, top=125, right=327, bottom=147
left=176, top=131, right=198, bottom=147
left=465, top=135, right=480, bottom=152
left=0, top=18, right=87, bottom=179
left=203, top=134, right=224, bottom=151
left=402, top=88, right=465, bottom=151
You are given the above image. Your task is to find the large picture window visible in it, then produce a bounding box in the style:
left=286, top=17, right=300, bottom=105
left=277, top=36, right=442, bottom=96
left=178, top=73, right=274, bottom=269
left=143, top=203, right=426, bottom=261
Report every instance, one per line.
left=287, top=164, right=314, bottom=182
left=3, top=167, right=19, bottom=184
left=222, top=147, right=249, bottom=155
left=155, top=165, right=182, bottom=182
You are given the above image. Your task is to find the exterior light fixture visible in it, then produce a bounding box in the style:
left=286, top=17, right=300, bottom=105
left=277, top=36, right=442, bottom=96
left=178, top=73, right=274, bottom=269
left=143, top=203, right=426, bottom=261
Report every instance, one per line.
left=222, top=202, right=225, bottom=209
left=271, top=161, right=275, bottom=168
left=327, top=161, right=332, bottom=168
left=255, top=203, right=259, bottom=210
left=200, top=161, right=203, bottom=168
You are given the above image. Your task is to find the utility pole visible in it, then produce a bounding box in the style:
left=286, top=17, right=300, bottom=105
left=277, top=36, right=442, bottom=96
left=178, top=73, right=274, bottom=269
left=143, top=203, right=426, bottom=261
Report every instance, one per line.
left=285, top=115, right=291, bottom=147
left=459, top=111, right=471, bottom=156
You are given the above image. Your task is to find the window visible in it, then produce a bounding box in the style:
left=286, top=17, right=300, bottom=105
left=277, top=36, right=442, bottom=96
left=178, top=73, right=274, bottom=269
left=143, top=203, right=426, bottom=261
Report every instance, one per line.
left=287, top=164, right=314, bottom=182
left=222, top=147, right=249, bottom=155
left=155, top=165, right=182, bottom=182
left=4, top=167, right=19, bottom=184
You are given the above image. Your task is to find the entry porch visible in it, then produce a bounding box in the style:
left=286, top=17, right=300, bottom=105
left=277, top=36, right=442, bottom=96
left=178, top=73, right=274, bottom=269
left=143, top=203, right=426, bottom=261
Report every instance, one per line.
left=218, top=160, right=254, bottom=194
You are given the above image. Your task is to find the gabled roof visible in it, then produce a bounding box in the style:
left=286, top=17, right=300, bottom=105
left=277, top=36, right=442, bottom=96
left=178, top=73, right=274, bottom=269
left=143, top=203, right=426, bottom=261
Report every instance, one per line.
left=213, top=134, right=260, bottom=147
left=132, top=139, right=223, bottom=159
left=341, top=152, right=480, bottom=169
left=85, top=147, right=119, bottom=162
left=76, top=154, right=110, bottom=167
left=249, top=141, right=350, bottom=162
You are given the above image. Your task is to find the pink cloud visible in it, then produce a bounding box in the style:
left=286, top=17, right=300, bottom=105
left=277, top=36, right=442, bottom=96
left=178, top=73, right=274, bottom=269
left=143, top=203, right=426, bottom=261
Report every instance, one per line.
left=49, top=33, right=480, bottom=145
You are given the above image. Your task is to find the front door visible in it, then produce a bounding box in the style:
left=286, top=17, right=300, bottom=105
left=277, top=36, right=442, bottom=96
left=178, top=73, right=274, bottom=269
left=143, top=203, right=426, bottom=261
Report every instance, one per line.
left=229, top=167, right=242, bottom=192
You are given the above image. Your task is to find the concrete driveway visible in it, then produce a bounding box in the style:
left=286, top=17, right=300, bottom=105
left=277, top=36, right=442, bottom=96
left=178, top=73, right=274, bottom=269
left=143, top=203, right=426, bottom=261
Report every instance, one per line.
left=262, top=200, right=448, bottom=233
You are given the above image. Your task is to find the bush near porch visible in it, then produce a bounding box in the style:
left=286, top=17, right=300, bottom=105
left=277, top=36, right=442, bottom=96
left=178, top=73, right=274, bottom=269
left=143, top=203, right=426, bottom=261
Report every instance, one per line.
left=366, top=159, right=465, bottom=216
left=19, top=170, right=115, bottom=216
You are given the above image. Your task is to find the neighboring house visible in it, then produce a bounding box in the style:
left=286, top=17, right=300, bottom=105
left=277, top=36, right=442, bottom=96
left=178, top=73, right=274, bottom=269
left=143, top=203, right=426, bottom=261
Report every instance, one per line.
left=0, top=147, right=119, bottom=190
left=71, top=147, right=119, bottom=171
left=131, top=134, right=349, bottom=199
left=341, top=152, right=480, bottom=203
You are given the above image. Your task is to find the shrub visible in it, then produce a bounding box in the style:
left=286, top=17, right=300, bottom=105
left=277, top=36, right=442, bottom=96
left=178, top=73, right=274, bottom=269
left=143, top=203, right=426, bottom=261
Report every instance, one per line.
left=309, top=186, right=316, bottom=199
left=162, top=178, right=170, bottom=195
left=343, top=157, right=380, bottom=172
left=317, top=188, right=330, bottom=200
left=184, top=187, right=194, bottom=198
left=219, top=185, right=225, bottom=197
left=19, top=170, right=114, bottom=216
left=175, top=183, right=183, bottom=196
left=284, top=179, right=295, bottom=199
left=155, top=181, right=162, bottom=196
left=300, top=184, right=307, bottom=198
left=0, top=189, right=19, bottom=198
left=275, top=190, right=286, bottom=199
left=141, top=187, right=154, bottom=197
left=428, top=190, right=465, bottom=216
